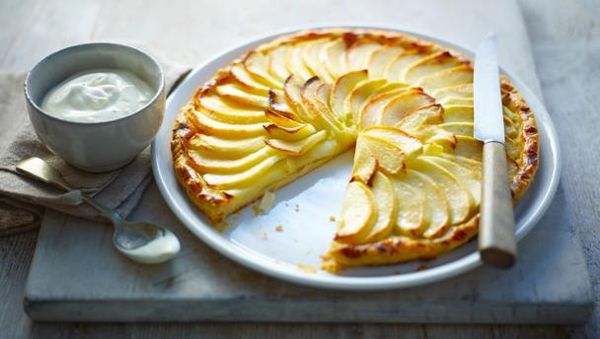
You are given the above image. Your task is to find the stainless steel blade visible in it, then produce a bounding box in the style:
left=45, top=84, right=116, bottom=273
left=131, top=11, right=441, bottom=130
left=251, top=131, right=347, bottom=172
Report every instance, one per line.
left=474, top=33, right=505, bottom=144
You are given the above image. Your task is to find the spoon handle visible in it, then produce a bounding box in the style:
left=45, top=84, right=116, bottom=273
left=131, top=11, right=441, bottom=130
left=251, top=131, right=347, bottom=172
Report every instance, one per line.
left=16, top=157, right=72, bottom=191
left=16, top=157, right=123, bottom=225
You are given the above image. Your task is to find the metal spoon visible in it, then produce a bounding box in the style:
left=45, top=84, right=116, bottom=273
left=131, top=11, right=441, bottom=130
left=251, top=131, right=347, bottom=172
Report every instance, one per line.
left=16, top=157, right=180, bottom=264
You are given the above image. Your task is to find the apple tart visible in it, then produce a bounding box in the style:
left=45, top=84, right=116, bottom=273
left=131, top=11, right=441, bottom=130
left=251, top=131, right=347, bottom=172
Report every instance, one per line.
left=171, top=29, right=539, bottom=272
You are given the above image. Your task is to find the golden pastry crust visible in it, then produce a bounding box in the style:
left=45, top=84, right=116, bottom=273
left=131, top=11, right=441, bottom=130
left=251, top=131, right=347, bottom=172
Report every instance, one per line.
left=171, top=110, right=233, bottom=223
left=171, top=28, right=540, bottom=271
left=500, top=78, right=540, bottom=200
left=322, top=215, right=480, bottom=270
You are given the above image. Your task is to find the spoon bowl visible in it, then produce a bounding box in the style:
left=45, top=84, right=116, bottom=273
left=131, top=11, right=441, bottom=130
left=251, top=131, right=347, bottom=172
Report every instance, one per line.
left=114, top=222, right=180, bottom=264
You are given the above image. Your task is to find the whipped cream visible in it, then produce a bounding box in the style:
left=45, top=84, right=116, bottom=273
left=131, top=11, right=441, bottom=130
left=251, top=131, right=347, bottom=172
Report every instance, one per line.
left=41, top=69, right=154, bottom=123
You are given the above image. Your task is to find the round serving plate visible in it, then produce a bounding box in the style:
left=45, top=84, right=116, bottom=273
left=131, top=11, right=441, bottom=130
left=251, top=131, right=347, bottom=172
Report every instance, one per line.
left=152, top=25, right=561, bottom=290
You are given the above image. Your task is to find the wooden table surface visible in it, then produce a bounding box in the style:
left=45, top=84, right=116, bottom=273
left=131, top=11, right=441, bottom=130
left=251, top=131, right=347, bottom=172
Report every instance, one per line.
left=1, top=0, right=598, bottom=337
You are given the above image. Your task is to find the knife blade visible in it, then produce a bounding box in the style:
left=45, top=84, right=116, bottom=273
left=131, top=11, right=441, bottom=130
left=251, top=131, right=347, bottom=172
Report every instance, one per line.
left=474, top=33, right=505, bottom=144
left=474, top=33, right=517, bottom=269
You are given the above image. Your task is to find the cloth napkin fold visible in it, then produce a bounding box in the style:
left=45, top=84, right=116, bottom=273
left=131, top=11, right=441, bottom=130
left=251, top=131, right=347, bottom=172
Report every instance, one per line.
left=0, top=50, right=190, bottom=236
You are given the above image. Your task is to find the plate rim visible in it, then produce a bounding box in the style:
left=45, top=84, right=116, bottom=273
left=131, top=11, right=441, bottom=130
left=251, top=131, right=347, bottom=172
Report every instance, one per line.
left=151, top=24, right=561, bottom=290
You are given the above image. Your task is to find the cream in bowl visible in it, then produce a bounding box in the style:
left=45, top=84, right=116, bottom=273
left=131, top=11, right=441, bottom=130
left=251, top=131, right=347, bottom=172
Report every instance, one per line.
left=25, top=43, right=165, bottom=172
left=41, top=69, right=154, bottom=123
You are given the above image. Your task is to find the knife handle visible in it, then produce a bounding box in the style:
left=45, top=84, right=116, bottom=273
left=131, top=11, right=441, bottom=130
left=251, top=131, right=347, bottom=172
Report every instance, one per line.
left=478, top=141, right=517, bottom=268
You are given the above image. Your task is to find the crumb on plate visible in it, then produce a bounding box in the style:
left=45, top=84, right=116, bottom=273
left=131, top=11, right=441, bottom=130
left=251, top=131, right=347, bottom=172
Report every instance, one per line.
left=416, top=264, right=429, bottom=272
left=258, top=191, right=276, bottom=213
left=297, top=263, right=317, bottom=274
left=252, top=204, right=261, bottom=216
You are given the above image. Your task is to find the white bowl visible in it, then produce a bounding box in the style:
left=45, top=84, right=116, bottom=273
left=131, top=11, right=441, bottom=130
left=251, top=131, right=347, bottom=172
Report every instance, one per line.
left=24, top=43, right=165, bottom=172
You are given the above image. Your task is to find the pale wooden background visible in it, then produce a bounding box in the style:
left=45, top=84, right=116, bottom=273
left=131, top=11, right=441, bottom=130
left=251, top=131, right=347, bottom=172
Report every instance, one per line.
left=1, top=0, right=599, bottom=337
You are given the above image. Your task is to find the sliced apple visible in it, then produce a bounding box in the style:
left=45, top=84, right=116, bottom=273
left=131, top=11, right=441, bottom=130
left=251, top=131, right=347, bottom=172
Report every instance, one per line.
left=358, top=88, right=408, bottom=130
left=264, top=109, right=304, bottom=128
left=322, top=39, right=347, bottom=78
left=188, top=146, right=275, bottom=174
left=395, top=104, right=444, bottom=131
left=377, top=81, right=409, bottom=93
left=203, top=155, right=284, bottom=189
left=283, top=75, right=316, bottom=124
left=316, top=83, right=334, bottom=111
left=286, top=138, right=340, bottom=172
left=454, top=135, right=483, bottom=161
left=188, top=134, right=265, bottom=159
left=367, top=46, right=404, bottom=78
left=504, top=115, right=519, bottom=139
left=268, top=90, right=301, bottom=121
left=216, top=84, right=270, bottom=108
left=351, top=138, right=378, bottom=185
left=363, top=126, right=422, bottom=159
left=198, top=95, right=266, bottom=124
left=439, top=122, right=474, bottom=137
left=364, top=172, right=397, bottom=242
left=284, top=76, right=335, bottom=134
left=503, top=109, right=517, bottom=126
left=379, top=88, right=435, bottom=126
left=346, top=42, right=380, bottom=71
left=360, top=134, right=405, bottom=175
left=330, top=70, right=369, bottom=120
left=384, top=50, right=429, bottom=82
left=441, top=153, right=482, bottom=178
left=264, top=122, right=317, bottom=141
left=432, top=83, right=473, bottom=100
left=416, top=65, right=473, bottom=91
left=503, top=106, right=516, bottom=123
left=230, top=62, right=271, bottom=95
left=404, top=170, right=449, bottom=238
left=423, top=142, right=445, bottom=156
left=285, top=43, right=314, bottom=81
left=243, top=51, right=282, bottom=89
left=440, top=97, right=474, bottom=106
left=505, top=136, right=520, bottom=160
left=317, top=82, right=354, bottom=139
left=424, top=155, right=481, bottom=207
left=443, top=105, right=474, bottom=122
left=346, top=78, right=388, bottom=122
left=186, top=108, right=266, bottom=138
left=301, top=77, right=345, bottom=133
left=402, top=51, right=464, bottom=83
left=224, top=160, right=289, bottom=201
left=411, top=158, right=473, bottom=229
left=402, top=125, right=457, bottom=151
left=507, top=157, right=518, bottom=183
left=335, top=181, right=377, bottom=244
left=267, top=45, right=290, bottom=82
left=265, top=129, right=327, bottom=155
left=391, top=177, right=426, bottom=236
left=303, top=38, right=334, bottom=83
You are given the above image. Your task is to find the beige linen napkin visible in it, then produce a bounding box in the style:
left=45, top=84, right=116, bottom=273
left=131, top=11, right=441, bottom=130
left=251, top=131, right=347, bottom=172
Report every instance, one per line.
left=0, top=52, right=190, bottom=236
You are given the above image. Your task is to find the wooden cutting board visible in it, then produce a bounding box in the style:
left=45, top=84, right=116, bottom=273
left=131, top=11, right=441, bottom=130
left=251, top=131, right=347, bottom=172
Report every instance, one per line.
left=20, top=0, right=594, bottom=324
left=24, top=184, right=592, bottom=323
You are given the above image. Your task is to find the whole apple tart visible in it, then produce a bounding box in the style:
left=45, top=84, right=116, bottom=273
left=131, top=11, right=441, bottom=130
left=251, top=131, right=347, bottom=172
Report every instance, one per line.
left=171, top=29, right=539, bottom=272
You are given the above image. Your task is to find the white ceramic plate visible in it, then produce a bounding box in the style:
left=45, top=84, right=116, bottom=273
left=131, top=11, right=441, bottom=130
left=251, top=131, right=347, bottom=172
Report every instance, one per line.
left=152, top=26, right=561, bottom=290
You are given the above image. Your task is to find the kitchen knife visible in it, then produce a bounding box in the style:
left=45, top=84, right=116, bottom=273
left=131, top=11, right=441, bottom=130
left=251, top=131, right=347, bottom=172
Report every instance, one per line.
left=474, top=33, right=516, bottom=268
